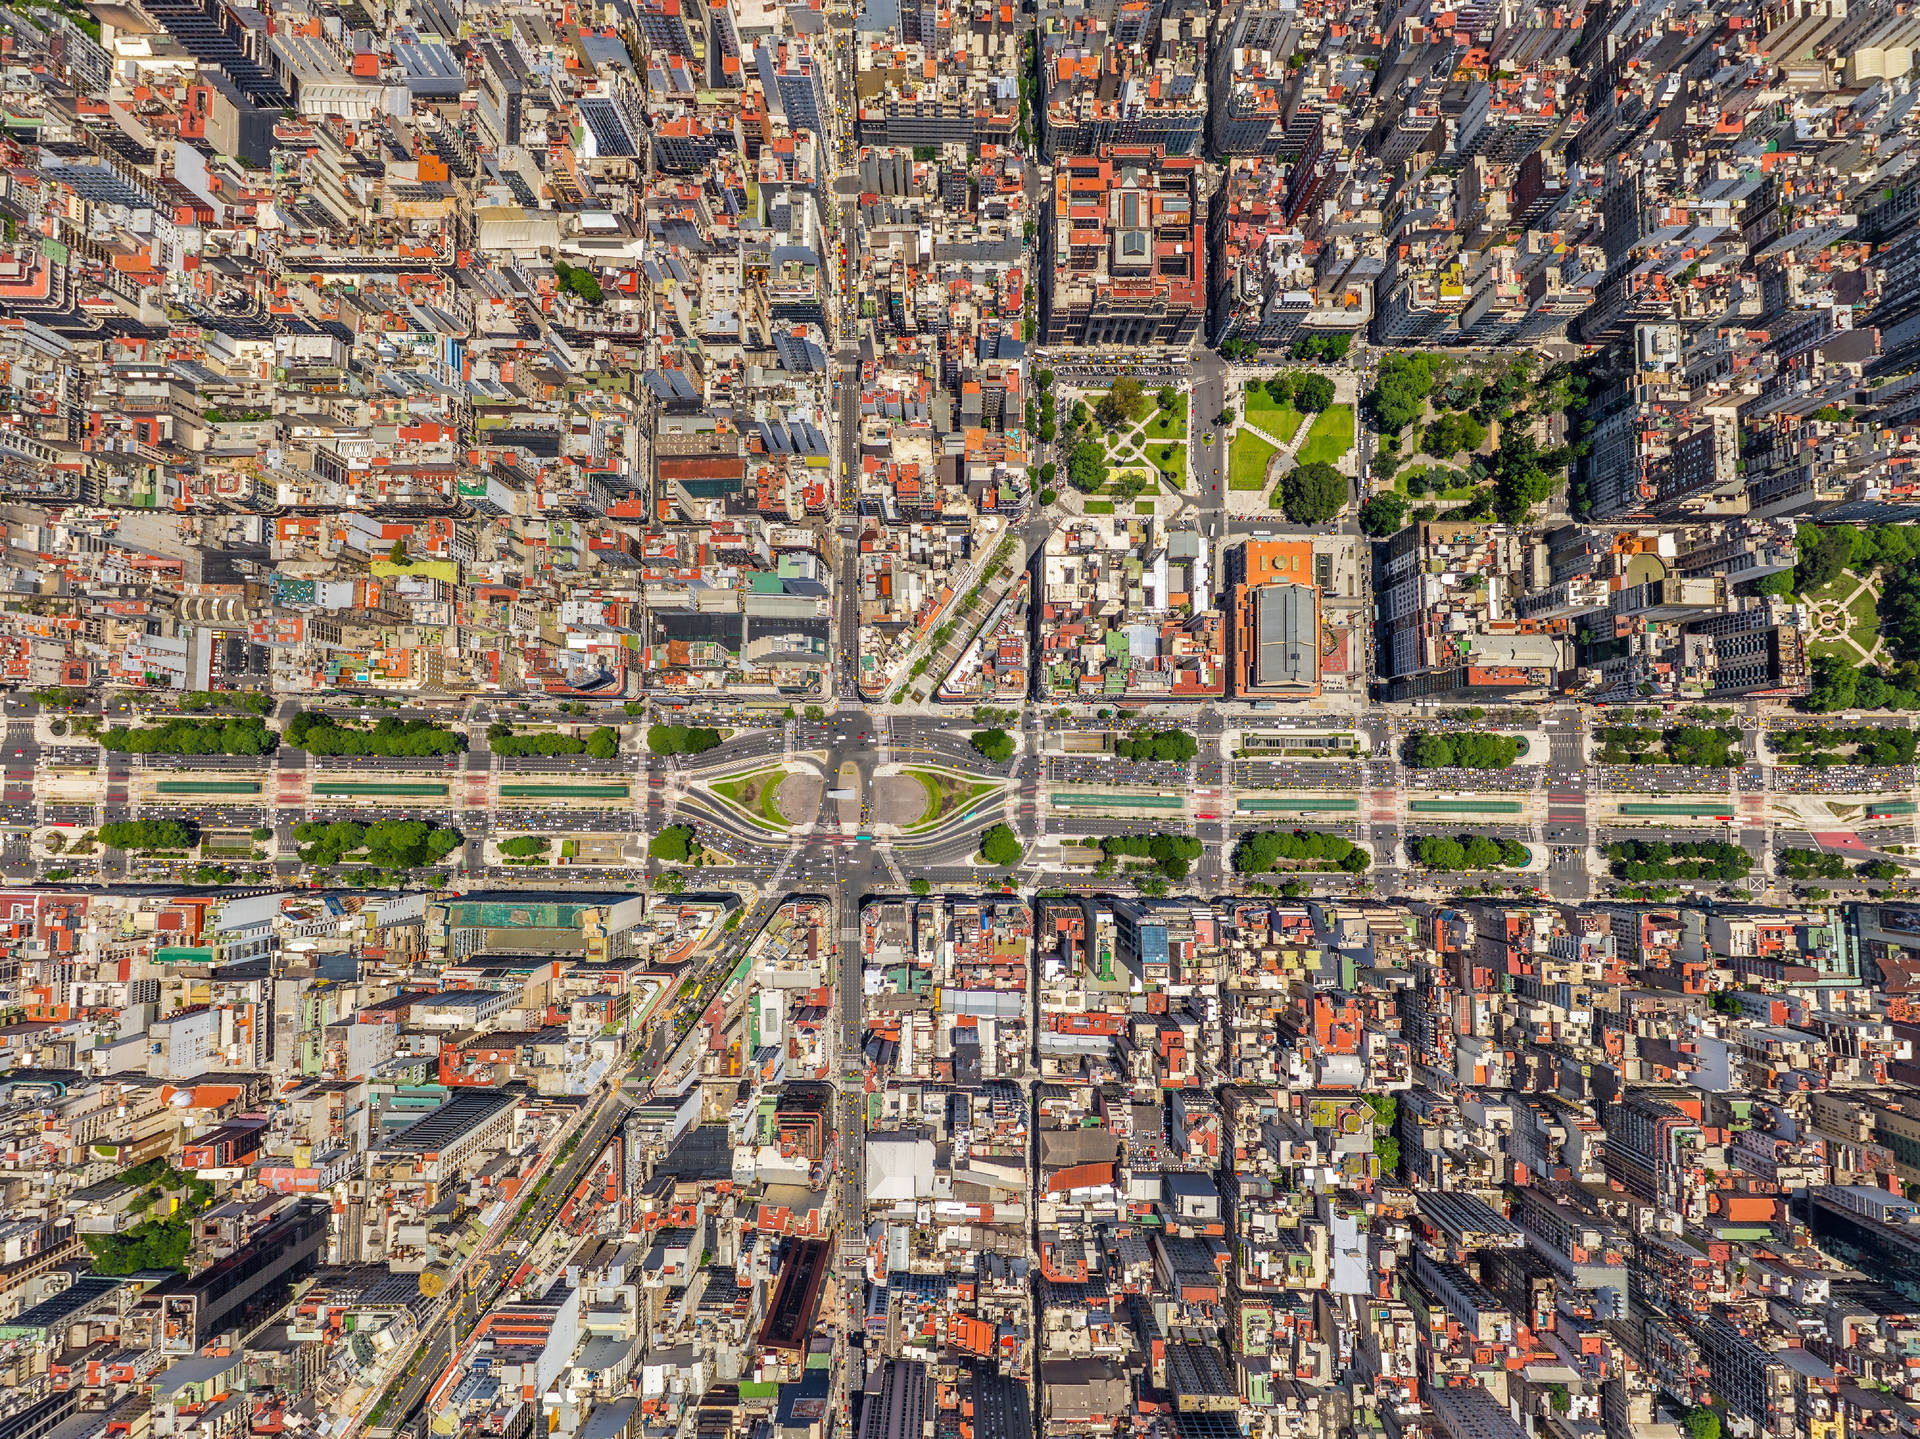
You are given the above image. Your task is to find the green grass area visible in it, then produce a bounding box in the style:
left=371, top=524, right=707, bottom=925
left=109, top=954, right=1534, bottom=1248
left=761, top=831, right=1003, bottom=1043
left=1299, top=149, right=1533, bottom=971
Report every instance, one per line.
left=904, top=769, right=1002, bottom=832
left=153, top=780, right=262, bottom=795
left=709, top=770, right=789, bottom=830
left=1803, top=570, right=1880, bottom=661
left=1229, top=430, right=1279, bottom=490
left=1135, top=499, right=1154, bottom=514
left=1147, top=442, right=1186, bottom=486
left=1848, top=586, right=1880, bottom=637
left=1244, top=389, right=1305, bottom=443
left=1083, top=499, right=1115, bottom=514
left=496, top=783, right=630, bottom=798
left=1142, top=406, right=1187, bottom=442
left=310, top=781, right=449, bottom=797
left=1297, top=404, right=1354, bottom=466
left=909, top=769, right=942, bottom=826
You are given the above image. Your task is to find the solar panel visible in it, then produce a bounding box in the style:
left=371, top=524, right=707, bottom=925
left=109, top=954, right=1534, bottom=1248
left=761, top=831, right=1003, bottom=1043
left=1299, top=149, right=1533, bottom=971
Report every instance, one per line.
left=140, top=0, right=290, bottom=106
left=42, top=164, right=150, bottom=209
left=1173, top=1414, right=1244, bottom=1439
left=578, top=97, right=636, bottom=157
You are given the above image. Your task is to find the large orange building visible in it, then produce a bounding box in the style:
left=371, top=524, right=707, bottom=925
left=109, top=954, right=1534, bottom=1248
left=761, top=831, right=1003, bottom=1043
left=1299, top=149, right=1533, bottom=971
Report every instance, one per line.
left=1230, top=540, right=1321, bottom=698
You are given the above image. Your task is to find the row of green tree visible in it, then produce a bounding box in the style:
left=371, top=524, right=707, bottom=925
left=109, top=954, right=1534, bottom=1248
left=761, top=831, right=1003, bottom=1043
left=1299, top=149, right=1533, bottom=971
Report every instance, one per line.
left=1408, top=834, right=1530, bottom=871
left=175, top=690, right=274, bottom=714
left=1364, top=1093, right=1400, bottom=1174
left=286, top=713, right=465, bottom=756
left=1803, top=654, right=1920, bottom=713
left=980, top=824, right=1023, bottom=866
left=488, top=723, right=620, bottom=758
left=1776, top=848, right=1849, bottom=880
left=294, top=819, right=462, bottom=868
left=1771, top=725, right=1918, bottom=766
left=100, top=819, right=194, bottom=851
left=1222, top=332, right=1353, bottom=363
left=971, top=728, right=1016, bottom=764
left=1593, top=724, right=1743, bottom=767
left=1605, top=840, right=1750, bottom=881
left=1031, top=369, right=1058, bottom=442
left=98, top=716, right=277, bottom=755
left=647, top=724, right=723, bottom=756
left=1404, top=732, right=1522, bottom=769
left=1778, top=847, right=1900, bottom=882
left=650, top=825, right=698, bottom=862
left=1113, top=728, right=1199, bottom=762
left=1086, top=833, right=1203, bottom=879
left=1250, top=370, right=1335, bottom=413
left=1231, top=828, right=1371, bottom=874
left=1291, top=333, right=1350, bottom=362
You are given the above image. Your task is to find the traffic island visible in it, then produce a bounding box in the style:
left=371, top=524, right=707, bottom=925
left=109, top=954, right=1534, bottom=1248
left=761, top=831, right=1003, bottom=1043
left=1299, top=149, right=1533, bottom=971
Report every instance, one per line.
left=893, top=767, right=1004, bottom=834
left=703, top=765, right=822, bottom=831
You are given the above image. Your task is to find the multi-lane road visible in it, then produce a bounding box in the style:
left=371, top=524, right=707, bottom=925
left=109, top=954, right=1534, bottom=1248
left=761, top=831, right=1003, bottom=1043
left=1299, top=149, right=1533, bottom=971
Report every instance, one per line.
left=6, top=691, right=1919, bottom=905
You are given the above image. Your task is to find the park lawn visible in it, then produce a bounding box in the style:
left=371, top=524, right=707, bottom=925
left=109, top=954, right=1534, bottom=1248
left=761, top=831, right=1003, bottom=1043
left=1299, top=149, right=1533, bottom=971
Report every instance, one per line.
left=1848, top=586, right=1879, bottom=634
left=1815, top=582, right=1885, bottom=662
left=1147, top=441, right=1186, bottom=486
left=1799, top=568, right=1865, bottom=659
left=904, top=770, right=1002, bottom=832
left=1083, top=499, right=1115, bottom=514
left=1297, top=404, right=1354, bottom=466
left=709, top=770, right=787, bottom=830
left=906, top=769, right=943, bottom=826
left=1135, top=499, right=1155, bottom=514
left=1142, top=406, right=1187, bottom=442
left=1244, top=389, right=1305, bottom=443
left=1228, top=430, right=1280, bottom=490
